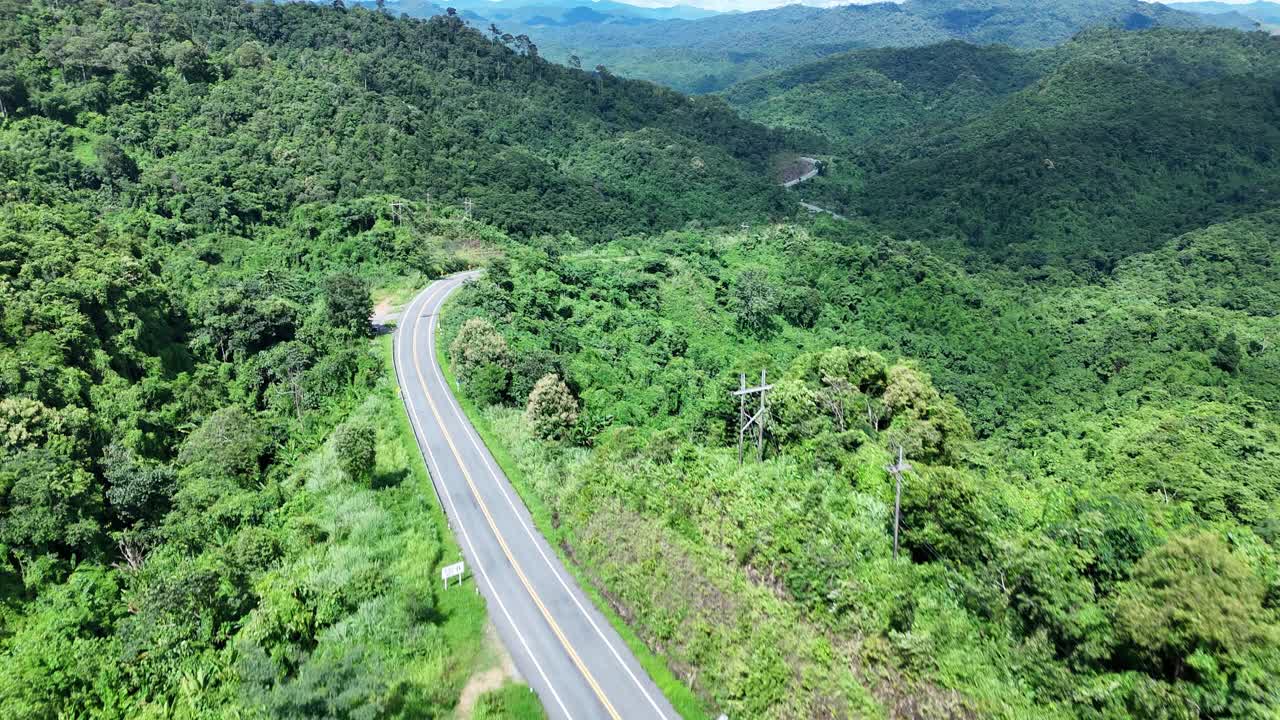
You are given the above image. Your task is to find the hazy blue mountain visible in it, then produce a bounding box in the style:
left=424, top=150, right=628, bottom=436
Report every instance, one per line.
left=1169, top=0, right=1280, bottom=25
left=389, top=0, right=1252, bottom=92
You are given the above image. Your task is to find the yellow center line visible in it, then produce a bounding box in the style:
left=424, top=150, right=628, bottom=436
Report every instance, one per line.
left=410, top=277, right=624, bottom=720
left=397, top=280, right=574, bottom=720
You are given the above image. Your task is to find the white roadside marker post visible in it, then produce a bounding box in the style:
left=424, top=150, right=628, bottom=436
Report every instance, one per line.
left=441, top=560, right=465, bottom=589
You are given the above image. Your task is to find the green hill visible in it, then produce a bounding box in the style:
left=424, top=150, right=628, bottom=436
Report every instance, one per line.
left=723, top=41, right=1047, bottom=148
left=438, top=207, right=1280, bottom=718
left=0, top=0, right=796, bottom=240
left=742, top=29, right=1280, bottom=268
left=855, top=29, right=1280, bottom=266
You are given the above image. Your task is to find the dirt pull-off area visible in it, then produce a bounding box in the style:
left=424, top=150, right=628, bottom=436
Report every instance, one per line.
left=455, top=620, right=522, bottom=718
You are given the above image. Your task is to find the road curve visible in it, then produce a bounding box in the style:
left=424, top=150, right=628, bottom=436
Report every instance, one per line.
left=393, top=272, right=680, bottom=720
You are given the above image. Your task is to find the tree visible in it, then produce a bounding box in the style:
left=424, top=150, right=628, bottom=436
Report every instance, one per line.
left=94, top=137, right=138, bottom=184
left=177, top=407, right=267, bottom=483
left=166, top=40, right=209, bottom=82
left=468, top=363, right=510, bottom=406
left=450, top=317, right=511, bottom=383
left=768, top=378, right=821, bottom=443
left=1111, top=532, right=1280, bottom=714
left=732, top=269, right=779, bottom=337
left=102, top=444, right=175, bottom=528
left=232, top=40, right=268, bottom=68
left=1212, top=331, right=1242, bottom=374
left=332, top=422, right=376, bottom=484
left=882, top=365, right=971, bottom=462
left=780, top=286, right=821, bottom=328
left=0, top=448, right=102, bottom=586
left=526, top=374, right=578, bottom=441
left=0, top=66, right=25, bottom=117
left=323, top=273, right=373, bottom=337
left=1113, top=533, right=1275, bottom=674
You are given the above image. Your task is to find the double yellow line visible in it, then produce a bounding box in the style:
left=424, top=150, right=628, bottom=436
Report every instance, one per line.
left=406, top=278, right=623, bottom=720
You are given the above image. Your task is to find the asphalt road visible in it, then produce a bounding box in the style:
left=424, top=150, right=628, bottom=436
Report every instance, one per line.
left=394, top=273, right=681, bottom=720
left=780, top=156, right=820, bottom=188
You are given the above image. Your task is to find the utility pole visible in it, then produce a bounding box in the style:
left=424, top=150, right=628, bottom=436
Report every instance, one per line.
left=463, top=197, right=473, bottom=220
left=389, top=201, right=405, bottom=225
left=732, top=370, right=772, bottom=465
left=886, top=444, right=911, bottom=559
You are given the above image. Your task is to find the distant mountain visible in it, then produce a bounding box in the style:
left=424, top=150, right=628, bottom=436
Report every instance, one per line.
left=366, top=0, right=720, bottom=23
left=1168, top=0, right=1280, bottom=26
left=429, top=0, right=1258, bottom=92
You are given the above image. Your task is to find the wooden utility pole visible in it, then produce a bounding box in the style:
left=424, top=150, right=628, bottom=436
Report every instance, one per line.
left=732, top=370, right=772, bottom=465
left=886, top=444, right=912, bottom=559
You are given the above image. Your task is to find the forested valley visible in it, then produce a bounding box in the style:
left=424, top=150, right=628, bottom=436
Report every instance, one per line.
left=435, top=20, right=1280, bottom=720
left=728, top=29, right=1280, bottom=268
left=1, top=0, right=1278, bottom=719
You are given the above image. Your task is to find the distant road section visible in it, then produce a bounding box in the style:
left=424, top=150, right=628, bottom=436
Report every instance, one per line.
left=393, top=273, right=681, bottom=720
left=780, top=156, right=820, bottom=188
left=798, top=200, right=846, bottom=220
left=781, top=155, right=845, bottom=219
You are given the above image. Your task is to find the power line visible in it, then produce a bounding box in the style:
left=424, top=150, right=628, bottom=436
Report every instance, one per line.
left=732, top=370, right=772, bottom=465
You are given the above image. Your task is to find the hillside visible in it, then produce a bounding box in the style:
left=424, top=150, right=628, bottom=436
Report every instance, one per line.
left=0, top=0, right=796, bottom=241
left=0, top=0, right=791, bottom=715
left=724, top=41, right=1048, bottom=148
left=453, top=0, right=1251, bottom=92
left=748, top=29, right=1280, bottom=268
left=439, top=209, right=1280, bottom=717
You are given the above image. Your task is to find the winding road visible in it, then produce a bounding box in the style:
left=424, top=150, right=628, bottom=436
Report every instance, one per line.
left=393, top=273, right=680, bottom=720
left=780, top=156, right=845, bottom=219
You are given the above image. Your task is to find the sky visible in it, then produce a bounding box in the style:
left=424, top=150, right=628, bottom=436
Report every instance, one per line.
left=610, top=0, right=1264, bottom=14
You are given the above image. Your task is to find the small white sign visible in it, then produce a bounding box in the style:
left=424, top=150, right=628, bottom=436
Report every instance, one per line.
left=441, top=561, right=465, bottom=588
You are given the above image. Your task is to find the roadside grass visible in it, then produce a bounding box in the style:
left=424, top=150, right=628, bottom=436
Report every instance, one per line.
left=432, top=300, right=713, bottom=720
left=372, top=334, right=543, bottom=720
left=471, top=684, right=545, bottom=720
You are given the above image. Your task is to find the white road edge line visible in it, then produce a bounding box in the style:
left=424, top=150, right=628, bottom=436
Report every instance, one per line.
left=427, top=276, right=675, bottom=720
left=417, top=278, right=622, bottom=720
left=397, top=277, right=575, bottom=720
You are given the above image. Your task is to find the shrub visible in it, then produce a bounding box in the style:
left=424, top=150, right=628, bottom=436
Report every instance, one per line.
left=449, top=317, right=511, bottom=384
left=469, top=363, right=511, bottom=407
left=332, top=423, right=376, bottom=484
left=323, top=273, right=373, bottom=337
left=526, top=374, right=578, bottom=441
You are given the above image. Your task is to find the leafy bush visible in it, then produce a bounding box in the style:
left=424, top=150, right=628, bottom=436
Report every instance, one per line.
left=525, top=374, right=578, bottom=441
left=450, top=318, right=512, bottom=385
left=332, top=422, right=377, bottom=485
left=324, top=273, right=374, bottom=338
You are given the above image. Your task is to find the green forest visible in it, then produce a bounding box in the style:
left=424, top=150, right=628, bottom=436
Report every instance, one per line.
left=0, top=0, right=792, bottom=715
left=729, top=29, right=1280, bottom=268
left=1, top=0, right=1278, bottom=718
left=438, top=208, right=1280, bottom=718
